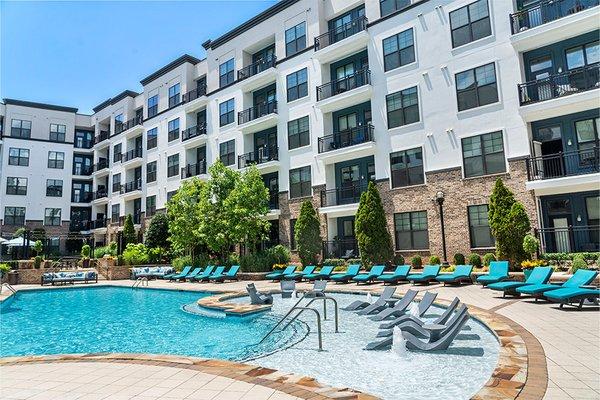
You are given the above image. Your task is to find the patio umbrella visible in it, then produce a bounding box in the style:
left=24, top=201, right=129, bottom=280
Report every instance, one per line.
left=2, top=237, right=33, bottom=247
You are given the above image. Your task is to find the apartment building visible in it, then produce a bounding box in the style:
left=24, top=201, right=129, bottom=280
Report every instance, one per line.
left=1, top=0, right=598, bottom=259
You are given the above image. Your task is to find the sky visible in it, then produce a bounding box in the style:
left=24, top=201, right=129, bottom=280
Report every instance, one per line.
left=0, top=0, right=277, bottom=114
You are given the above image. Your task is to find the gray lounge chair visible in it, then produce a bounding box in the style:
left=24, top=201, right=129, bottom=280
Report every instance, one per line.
left=369, top=291, right=437, bottom=321
left=247, top=283, right=273, bottom=305
left=280, top=280, right=296, bottom=298
left=358, top=289, right=416, bottom=316
left=378, top=297, right=460, bottom=332
left=342, top=286, right=396, bottom=311
left=305, top=280, right=327, bottom=298
left=403, top=310, right=470, bottom=351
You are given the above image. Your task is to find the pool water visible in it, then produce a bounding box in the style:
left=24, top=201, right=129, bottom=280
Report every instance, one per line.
left=0, top=287, right=500, bottom=399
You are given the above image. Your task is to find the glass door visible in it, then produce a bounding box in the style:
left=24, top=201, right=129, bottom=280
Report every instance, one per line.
left=255, top=129, right=277, bottom=162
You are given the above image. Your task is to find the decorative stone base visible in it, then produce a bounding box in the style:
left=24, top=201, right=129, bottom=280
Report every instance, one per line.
left=197, top=292, right=272, bottom=316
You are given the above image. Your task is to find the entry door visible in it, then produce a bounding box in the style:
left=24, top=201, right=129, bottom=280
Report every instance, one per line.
left=135, top=135, right=143, bottom=151
left=196, top=110, right=206, bottom=127
left=133, top=198, right=142, bottom=224
left=134, top=166, right=142, bottom=185
left=196, top=146, right=206, bottom=163
left=336, top=216, right=357, bottom=258
left=263, top=173, right=279, bottom=208
left=255, top=130, right=277, bottom=161
left=551, top=217, right=571, bottom=253
left=339, top=165, right=361, bottom=204
left=528, top=55, right=553, bottom=101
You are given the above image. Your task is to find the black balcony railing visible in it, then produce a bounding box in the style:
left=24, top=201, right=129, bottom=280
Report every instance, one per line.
left=525, top=147, right=599, bottom=181
left=317, top=69, right=371, bottom=101
left=536, top=225, right=600, bottom=253
left=182, top=84, right=207, bottom=102
left=92, top=218, right=108, bottom=229
left=121, top=179, right=142, bottom=194
left=238, top=57, right=277, bottom=80
left=93, top=189, right=108, bottom=200
left=94, top=131, right=109, bottom=145
left=315, top=16, right=368, bottom=50
left=181, top=161, right=207, bottom=178
left=322, top=239, right=359, bottom=259
left=510, top=0, right=599, bottom=34
left=320, top=182, right=369, bottom=207
left=182, top=123, right=207, bottom=141
left=115, top=115, right=143, bottom=134
left=238, top=146, right=279, bottom=168
left=238, top=101, right=278, bottom=124
left=73, top=165, right=93, bottom=176
left=122, top=148, right=143, bottom=162
left=318, top=124, right=374, bottom=153
left=269, top=191, right=279, bottom=210
left=518, top=63, right=600, bottom=105
left=93, top=159, right=109, bottom=172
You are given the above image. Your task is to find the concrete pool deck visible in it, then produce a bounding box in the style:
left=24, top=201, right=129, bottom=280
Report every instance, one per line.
left=1, top=279, right=598, bottom=399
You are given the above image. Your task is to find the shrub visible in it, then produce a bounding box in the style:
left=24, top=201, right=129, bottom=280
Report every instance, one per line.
left=34, top=256, right=42, bottom=268
left=468, top=253, right=482, bottom=267
left=597, top=253, right=600, bottom=265
left=453, top=253, right=465, bottom=265
left=80, top=244, right=91, bottom=258
left=346, top=258, right=362, bottom=265
left=145, top=213, right=170, bottom=250
left=295, top=201, right=322, bottom=266
left=355, top=182, right=394, bottom=266
left=483, top=253, right=496, bottom=267
left=411, top=255, right=422, bottom=268
left=322, top=258, right=346, bottom=267
left=147, top=247, right=163, bottom=264
left=0, top=263, right=11, bottom=278
left=441, top=265, right=455, bottom=273
left=33, top=240, right=43, bottom=257
left=240, top=246, right=291, bottom=273
left=571, top=255, right=587, bottom=273
left=429, top=255, right=441, bottom=265
left=523, top=234, right=539, bottom=258
left=393, top=254, right=405, bottom=266
left=172, top=255, right=193, bottom=272
left=226, top=252, right=240, bottom=267
left=123, top=214, right=137, bottom=246
left=269, top=245, right=291, bottom=265
left=122, top=243, right=149, bottom=266
left=94, top=244, right=117, bottom=259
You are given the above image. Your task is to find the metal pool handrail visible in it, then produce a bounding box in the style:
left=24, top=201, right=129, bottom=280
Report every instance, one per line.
left=1, top=283, right=16, bottom=294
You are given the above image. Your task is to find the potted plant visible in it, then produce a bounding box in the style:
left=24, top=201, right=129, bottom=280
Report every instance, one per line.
left=522, top=234, right=540, bottom=279
left=80, top=244, right=91, bottom=268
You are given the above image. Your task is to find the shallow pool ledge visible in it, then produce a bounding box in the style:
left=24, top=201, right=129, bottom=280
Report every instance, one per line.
left=197, top=291, right=271, bottom=316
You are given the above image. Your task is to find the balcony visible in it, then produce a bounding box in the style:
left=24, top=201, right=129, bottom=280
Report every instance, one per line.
left=73, top=165, right=93, bottom=176
left=316, top=69, right=372, bottom=113
left=93, top=131, right=109, bottom=147
left=183, top=84, right=208, bottom=113
left=122, top=148, right=143, bottom=166
left=238, top=57, right=277, bottom=92
left=238, top=101, right=278, bottom=134
left=181, top=161, right=207, bottom=179
left=317, top=124, right=375, bottom=164
left=92, top=189, right=108, bottom=202
left=115, top=115, right=143, bottom=135
left=72, top=192, right=92, bottom=203
left=510, top=0, right=599, bottom=51
left=320, top=182, right=368, bottom=208
left=93, top=159, right=109, bottom=174
left=322, top=239, right=359, bottom=259
left=518, top=64, right=600, bottom=121
left=74, top=138, right=94, bottom=149
left=536, top=225, right=599, bottom=253
left=90, top=218, right=108, bottom=230
left=314, top=16, right=369, bottom=63
left=238, top=146, right=279, bottom=171
left=121, top=179, right=142, bottom=194
left=182, top=123, right=208, bottom=147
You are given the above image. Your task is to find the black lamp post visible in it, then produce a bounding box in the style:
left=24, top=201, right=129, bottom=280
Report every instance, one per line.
left=435, top=191, right=449, bottom=266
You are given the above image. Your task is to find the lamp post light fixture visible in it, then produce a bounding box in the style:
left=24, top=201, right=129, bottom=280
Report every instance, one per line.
left=435, top=191, right=449, bottom=266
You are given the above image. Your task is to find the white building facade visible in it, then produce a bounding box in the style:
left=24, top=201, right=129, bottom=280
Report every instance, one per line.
left=1, top=0, right=598, bottom=258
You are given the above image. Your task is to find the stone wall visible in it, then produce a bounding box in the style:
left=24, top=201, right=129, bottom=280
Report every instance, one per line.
left=96, top=257, right=131, bottom=280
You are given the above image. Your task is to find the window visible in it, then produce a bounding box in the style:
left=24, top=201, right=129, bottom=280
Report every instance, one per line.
left=111, top=204, right=120, bottom=223
left=586, top=196, right=600, bottom=245
left=290, top=218, right=297, bottom=249
left=449, top=0, right=491, bottom=48
left=390, top=148, right=424, bottom=188
left=566, top=41, right=599, bottom=70
left=46, top=179, right=63, bottom=197
left=112, top=173, right=121, bottom=193
left=8, top=148, right=29, bottom=166
left=168, top=83, right=181, bottom=107
left=394, top=211, right=429, bottom=250
left=4, top=207, right=25, bottom=225
left=115, top=114, right=123, bottom=124
left=575, top=118, right=599, bottom=155
left=462, top=131, right=505, bottom=178
left=147, top=95, right=158, bottom=118
left=49, top=123, right=66, bottom=142
left=44, top=208, right=61, bottom=226
left=167, top=154, right=179, bottom=177
left=6, top=177, right=27, bottom=195
left=47, top=151, right=65, bottom=169
left=386, top=86, right=419, bottom=128
left=146, top=195, right=157, bottom=217
left=468, top=204, right=495, bottom=248
left=11, top=119, right=31, bottom=138
left=75, top=130, right=93, bottom=148
left=455, top=63, right=498, bottom=111
left=147, top=128, right=158, bottom=149
left=380, top=0, right=411, bottom=17
left=147, top=161, right=157, bottom=183
left=288, top=116, right=310, bottom=149
left=167, top=118, right=180, bottom=142
left=167, top=190, right=177, bottom=202
left=383, top=28, right=415, bottom=72
left=286, top=68, right=308, bottom=102
left=219, top=140, right=236, bottom=166
left=285, top=22, right=306, bottom=57
left=289, top=166, right=311, bottom=198
left=113, top=143, right=122, bottom=162
left=219, top=98, right=235, bottom=127
left=219, top=59, right=235, bottom=87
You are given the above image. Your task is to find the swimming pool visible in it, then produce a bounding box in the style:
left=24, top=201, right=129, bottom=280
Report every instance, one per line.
left=0, top=286, right=500, bottom=399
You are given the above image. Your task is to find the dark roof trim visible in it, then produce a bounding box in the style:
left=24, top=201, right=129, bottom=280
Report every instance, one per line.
left=92, top=90, right=140, bottom=113
left=3, top=98, right=78, bottom=113
left=139, top=54, right=202, bottom=86
left=368, top=0, right=430, bottom=28
left=203, top=0, right=301, bottom=50
left=2, top=135, right=75, bottom=146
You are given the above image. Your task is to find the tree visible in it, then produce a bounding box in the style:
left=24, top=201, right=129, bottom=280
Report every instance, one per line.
left=145, top=213, right=170, bottom=250
left=488, top=178, right=531, bottom=269
left=33, top=240, right=43, bottom=257
left=355, top=181, right=394, bottom=267
left=167, top=177, right=204, bottom=257
left=294, top=200, right=322, bottom=266
left=122, top=214, right=137, bottom=247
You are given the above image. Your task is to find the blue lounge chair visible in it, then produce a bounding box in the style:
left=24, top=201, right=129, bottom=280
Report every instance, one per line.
left=353, top=265, right=386, bottom=284
left=477, top=261, right=509, bottom=286
left=488, top=266, right=553, bottom=297
left=331, top=265, right=361, bottom=283
left=168, top=266, right=194, bottom=281
left=517, top=269, right=598, bottom=299
left=209, top=265, right=240, bottom=282
left=182, top=267, right=204, bottom=282
left=544, top=287, right=600, bottom=310
left=407, top=265, right=441, bottom=284
left=376, top=265, right=411, bottom=285
left=190, top=265, right=215, bottom=282
left=304, top=266, right=335, bottom=281
left=435, top=265, right=474, bottom=285
left=284, top=265, right=316, bottom=281
left=265, top=265, right=296, bottom=281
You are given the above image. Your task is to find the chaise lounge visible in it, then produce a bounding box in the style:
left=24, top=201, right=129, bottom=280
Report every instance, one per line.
left=376, top=265, right=411, bottom=285
left=435, top=265, right=473, bottom=286
left=265, top=265, right=296, bottom=281
left=284, top=265, right=316, bottom=281
left=378, top=297, right=461, bottom=332
left=209, top=265, right=240, bottom=282
left=516, top=269, right=598, bottom=299
left=476, top=261, right=509, bottom=286
left=402, top=308, right=470, bottom=352
left=189, top=266, right=214, bottom=282
left=247, top=283, right=273, bottom=305
left=304, top=266, right=335, bottom=281
left=544, top=287, right=600, bottom=310
left=407, top=265, right=441, bottom=285
left=488, top=266, right=553, bottom=297
left=330, top=265, right=361, bottom=283
left=353, top=265, right=386, bottom=284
